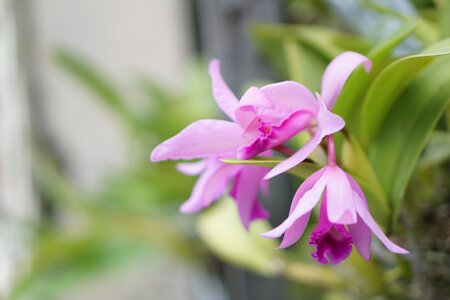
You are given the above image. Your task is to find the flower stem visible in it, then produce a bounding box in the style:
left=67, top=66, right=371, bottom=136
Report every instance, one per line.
left=327, top=135, right=336, bottom=165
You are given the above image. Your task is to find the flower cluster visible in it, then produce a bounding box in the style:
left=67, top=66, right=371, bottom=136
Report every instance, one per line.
left=150, top=52, right=409, bottom=264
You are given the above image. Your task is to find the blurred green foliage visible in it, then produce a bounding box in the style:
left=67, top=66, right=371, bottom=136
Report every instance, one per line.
left=13, top=52, right=219, bottom=299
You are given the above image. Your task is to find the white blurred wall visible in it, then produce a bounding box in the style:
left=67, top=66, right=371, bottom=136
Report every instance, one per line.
left=32, top=0, right=192, bottom=189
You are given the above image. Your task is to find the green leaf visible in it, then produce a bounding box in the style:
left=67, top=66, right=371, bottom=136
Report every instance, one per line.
left=282, top=38, right=328, bottom=91
left=361, top=38, right=450, bottom=144
left=438, top=0, right=450, bottom=38
left=369, top=56, right=450, bottom=220
left=221, top=157, right=320, bottom=179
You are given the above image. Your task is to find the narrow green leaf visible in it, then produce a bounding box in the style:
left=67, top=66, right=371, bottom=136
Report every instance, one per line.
left=282, top=37, right=304, bottom=83
left=362, top=38, right=450, bottom=144
left=221, top=157, right=283, bottom=166
left=221, top=157, right=320, bottom=179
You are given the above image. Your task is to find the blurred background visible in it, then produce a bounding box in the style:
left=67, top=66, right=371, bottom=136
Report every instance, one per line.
left=0, top=0, right=449, bottom=299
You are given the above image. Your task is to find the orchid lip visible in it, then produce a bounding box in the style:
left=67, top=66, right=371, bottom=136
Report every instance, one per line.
left=309, top=225, right=354, bottom=265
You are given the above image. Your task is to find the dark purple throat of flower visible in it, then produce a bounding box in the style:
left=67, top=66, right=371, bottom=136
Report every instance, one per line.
left=308, top=195, right=353, bottom=265
left=308, top=224, right=353, bottom=265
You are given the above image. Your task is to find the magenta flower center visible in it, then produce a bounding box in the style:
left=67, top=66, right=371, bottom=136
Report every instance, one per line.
left=259, top=121, right=273, bottom=136
left=308, top=225, right=353, bottom=265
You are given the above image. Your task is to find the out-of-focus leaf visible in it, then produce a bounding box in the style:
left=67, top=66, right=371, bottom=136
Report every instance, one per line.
left=334, top=21, right=417, bottom=132
left=369, top=57, right=450, bottom=221
left=33, top=148, right=94, bottom=212
left=366, top=21, right=417, bottom=62
left=282, top=38, right=328, bottom=90
left=419, top=131, right=450, bottom=168
left=252, top=24, right=370, bottom=89
left=54, top=49, right=134, bottom=124
left=361, top=0, right=438, bottom=45
left=197, top=198, right=344, bottom=288
left=221, top=157, right=320, bottom=179
left=415, top=18, right=441, bottom=46
left=361, top=38, right=450, bottom=144
left=283, top=261, right=346, bottom=289
left=341, top=251, right=386, bottom=295
left=197, top=198, right=282, bottom=276
left=99, top=163, right=196, bottom=209
left=438, top=0, right=450, bottom=38
left=282, top=37, right=304, bottom=83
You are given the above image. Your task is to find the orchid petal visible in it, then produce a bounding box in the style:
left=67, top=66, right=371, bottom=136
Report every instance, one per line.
left=316, top=96, right=345, bottom=140
left=176, top=160, right=207, bottom=176
left=279, top=212, right=311, bottom=249
left=346, top=174, right=372, bottom=260
left=180, top=161, right=240, bottom=213
left=354, top=191, right=409, bottom=254
left=264, top=130, right=322, bottom=180
left=269, top=110, right=315, bottom=147
left=235, top=87, right=273, bottom=131
left=278, top=168, right=327, bottom=248
left=347, top=216, right=372, bottom=261
left=261, top=81, right=318, bottom=112
left=251, top=201, right=270, bottom=221
left=325, top=166, right=357, bottom=224
left=261, top=169, right=326, bottom=238
left=232, top=165, right=270, bottom=229
left=321, top=51, right=372, bottom=109
left=151, top=120, right=246, bottom=161
left=239, top=87, right=273, bottom=109
left=209, top=60, right=239, bottom=120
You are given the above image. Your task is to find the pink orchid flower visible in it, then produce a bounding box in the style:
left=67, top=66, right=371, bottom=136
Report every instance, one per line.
left=261, top=136, right=409, bottom=264
left=264, top=52, right=372, bottom=180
